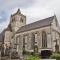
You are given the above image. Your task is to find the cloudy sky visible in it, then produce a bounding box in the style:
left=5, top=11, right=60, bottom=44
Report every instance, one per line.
left=0, top=0, right=60, bottom=32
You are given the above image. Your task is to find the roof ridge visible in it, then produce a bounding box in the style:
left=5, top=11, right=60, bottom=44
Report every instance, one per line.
left=16, top=15, right=54, bottom=33
left=21, top=15, right=54, bottom=27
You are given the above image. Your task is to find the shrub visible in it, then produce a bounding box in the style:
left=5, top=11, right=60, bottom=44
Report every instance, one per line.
left=50, top=53, right=60, bottom=59
left=25, top=55, right=40, bottom=60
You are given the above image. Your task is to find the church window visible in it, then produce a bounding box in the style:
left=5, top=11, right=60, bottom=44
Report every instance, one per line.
left=42, top=31, right=47, bottom=48
left=23, top=36, right=25, bottom=54
left=23, top=35, right=28, bottom=54
left=56, top=22, right=57, bottom=26
left=15, top=36, right=20, bottom=49
left=56, top=20, right=57, bottom=26
left=23, top=35, right=27, bottom=49
left=12, top=17, right=15, bottom=22
left=23, top=36, right=25, bottom=48
left=20, top=17, right=23, bottom=23
left=31, top=34, right=35, bottom=49
left=16, top=36, right=20, bottom=45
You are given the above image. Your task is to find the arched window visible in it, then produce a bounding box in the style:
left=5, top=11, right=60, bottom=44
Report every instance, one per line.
left=42, top=31, right=47, bottom=48
left=31, top=34, right=35, bottom=49
left=23, top=36, right=25, bottom=49
left=15, top=36, right=20, bottom=49
left=12, top=17, right=15, bottom=22
left=20, top=17, right=23, bottom=23
left=23, top=36, right=25, bottom=54
left=23, top=35, right=27, bottom=50
left=16, top=36, right=20, bottom=45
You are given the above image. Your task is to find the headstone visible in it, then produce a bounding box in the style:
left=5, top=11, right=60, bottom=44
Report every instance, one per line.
left=20, top=50, right=23, bottom=58
left=34, top=45, right=38, bottom=55
left=0, top=51, right=1, bottom=60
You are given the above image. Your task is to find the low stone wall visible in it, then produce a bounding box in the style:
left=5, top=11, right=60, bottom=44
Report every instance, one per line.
left=41, top=59, right=56, bottom=60
left=8, top=59, right=20, bottom=60
left=8, top=58, right=20, bottom=60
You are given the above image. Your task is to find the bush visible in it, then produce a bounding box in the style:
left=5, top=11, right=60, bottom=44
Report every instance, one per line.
left=50, top=53, right=60, bottom=59
left=25, top=55, right=40, bottom=60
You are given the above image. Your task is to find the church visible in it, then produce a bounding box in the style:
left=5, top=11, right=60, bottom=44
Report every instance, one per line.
left=0, top=9, right=60, bottom=57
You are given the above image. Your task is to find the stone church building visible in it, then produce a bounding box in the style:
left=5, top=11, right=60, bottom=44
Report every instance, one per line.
left=0, top=9, right=60, bottom=57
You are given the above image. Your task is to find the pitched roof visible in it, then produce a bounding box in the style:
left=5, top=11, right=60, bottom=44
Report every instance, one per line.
left=0, top=25, right=12, bottom=42
left=1, top=24, right=12, bottom=35
left=16, top=16, right=54, bottom=33
left=0, top=34, right=4, bottom=41
left=0, top=29, right=6, bottom=42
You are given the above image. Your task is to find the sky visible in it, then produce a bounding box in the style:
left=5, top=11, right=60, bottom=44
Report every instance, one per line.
left=0, top=0, right=60, bottom=32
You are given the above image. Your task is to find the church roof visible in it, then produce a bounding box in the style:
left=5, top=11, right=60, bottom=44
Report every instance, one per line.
left=16, top=16, right=54, bottom=33
left=0, top=34, right=4, bottom=42
left=0, top=29, right=6, bottom=42
left=0, top=25, right=12, bottom=42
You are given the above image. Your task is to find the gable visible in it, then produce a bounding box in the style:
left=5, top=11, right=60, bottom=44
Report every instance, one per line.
left=51, top=15, right=59, bottom=27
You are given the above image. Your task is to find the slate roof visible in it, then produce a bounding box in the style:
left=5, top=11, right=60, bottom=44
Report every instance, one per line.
left=16, top=16, right=54, bottom=33
left=0, top=15, right=55, bottom=41
left=0, top=34, right=4, bottom=41
left=0, top=29, right=6, bottom=42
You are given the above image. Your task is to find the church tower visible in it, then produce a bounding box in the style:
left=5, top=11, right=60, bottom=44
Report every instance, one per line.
left=10, top=9, right=26, bottom=32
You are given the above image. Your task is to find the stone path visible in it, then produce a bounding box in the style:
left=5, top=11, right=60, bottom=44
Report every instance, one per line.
left=1, top=57, right=20, bottom=60
left=7, top=59, right=20, bottom=60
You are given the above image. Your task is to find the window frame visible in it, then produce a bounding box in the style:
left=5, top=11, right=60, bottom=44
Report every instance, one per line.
left=42, top=31, right=47, bottom=48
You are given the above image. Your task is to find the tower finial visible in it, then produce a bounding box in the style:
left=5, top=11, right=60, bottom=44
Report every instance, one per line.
left=17, top=8, right=21, bottom=14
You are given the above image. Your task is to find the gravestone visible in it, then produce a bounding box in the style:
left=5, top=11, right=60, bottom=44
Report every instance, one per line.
left=0, top=51, right=1, bottom=60
left=34, top=45, right=38, bottom=55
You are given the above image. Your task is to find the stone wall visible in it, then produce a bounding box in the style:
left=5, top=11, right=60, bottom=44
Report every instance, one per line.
left=15, top=26, right=52, bottom=53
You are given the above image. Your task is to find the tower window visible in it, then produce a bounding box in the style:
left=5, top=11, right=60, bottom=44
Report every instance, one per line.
left=20, top=17, right=23, bottom=23
left=12, top=19, right=14, bottom=22
left=12, top=17, right=15, bottom=22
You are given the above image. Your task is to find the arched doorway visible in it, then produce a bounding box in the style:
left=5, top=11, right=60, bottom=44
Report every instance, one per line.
left=41, top=50, right=52, bottom=59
